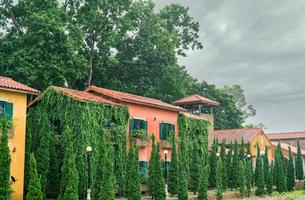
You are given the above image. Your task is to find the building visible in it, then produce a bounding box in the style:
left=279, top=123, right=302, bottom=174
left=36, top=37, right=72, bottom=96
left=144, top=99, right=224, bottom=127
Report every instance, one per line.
left=267, top=131, right=305, bottom=148
left=270, top=142, right=305, bottom=164
left=0, top=76, right=39, bottom=200
left=211, top=128, right=273, bottom=160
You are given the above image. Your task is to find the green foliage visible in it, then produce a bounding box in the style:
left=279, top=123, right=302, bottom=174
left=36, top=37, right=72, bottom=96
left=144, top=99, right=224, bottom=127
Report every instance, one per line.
left=246, top=143, right=254, bottom=186
left=286, top=147, right=295, bottom=192
left=26, top=154, right=44, bottom=200
left=190, top=141, right=200, bottom=194
left=216, top=160, right=223, bottom=200
left=126, top=144, right=141, bottom=200
left=168, top=136, right=178, bottom=196
left=58, top=127, right=79, bottom=200
left=177, top=138, right=188, bottom=200
left=209, top=138, right=218, bottom=188
left=0, top=117, right=12, bottom=200
left=26, top=87, right=129, bottom=198
left=255, top=145, right=264, bottom=197
left=239, top=137, right=245, bottom=162
left=274, top=143, right=287, bottom=193
left=227, top=142, right=233, bottom=190
left=238, top=161, right=245, bottom=199
left=198, top=165, right=209, bottom=200
left=220, top=139, right=228, bottom=191
left=231, top=140, right=239, bottom=189
left=266, top=162, right=273, bottom=195
left=245, top=160, right=252, bottom=197
left=295, top=139, right=303, bottom=180
left=263, top=146, right=269, bottom=188
left=148, top=136, right=166, bottom=200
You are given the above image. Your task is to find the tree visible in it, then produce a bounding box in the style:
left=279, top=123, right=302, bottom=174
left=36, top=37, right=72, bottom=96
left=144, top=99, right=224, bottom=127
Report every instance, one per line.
left=58, top=127, right=79, bottom=200
left=239, top=138, right=245, bottom=162
left=238, top=161, right=245, bottom=199
left=126, top=144, right=141, bottom=200
left=255, top=145, right=264, bottom=197
left=168, top=136, right=178, bottom=196
left=246, top=142, right=254, bottom=186
left=286, top=147, right=295, bottom=192
left=198, top=165, right=209, bottom=200
left=295, top=139, right=304, bottom=180
left=266, top=162, right=273, bottom=195
left=177, top=138, right=188, bottom=200
left=263, top=146, right=269, bottom=187
left=0, top=118, right=12, bottom=200
left=245, top=160, right=252, bottom=197
left=209, top=138, right=218, bottom=188
left=274, top=143, right=287, bottom=193
left=216, top=160, right=223, bottom=200
left=220, top=139, right=228, bottom=191
left=227, top=142, right=233, bottom=190
left=190, top=141, right=200, bottom=194
left=26, top=154, right=44, bottom=200
left=148, top=135, right=157, bottom=197
left=231, top=140, right=239, bottom=189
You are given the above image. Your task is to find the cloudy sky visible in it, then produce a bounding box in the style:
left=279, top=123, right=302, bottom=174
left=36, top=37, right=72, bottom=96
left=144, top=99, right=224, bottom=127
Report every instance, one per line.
left=155, top=0, right=305, bottom=133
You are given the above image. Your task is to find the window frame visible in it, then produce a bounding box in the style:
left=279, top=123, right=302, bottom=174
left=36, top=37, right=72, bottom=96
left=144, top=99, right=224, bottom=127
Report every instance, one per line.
left=160, top=122, right=175, bottom=140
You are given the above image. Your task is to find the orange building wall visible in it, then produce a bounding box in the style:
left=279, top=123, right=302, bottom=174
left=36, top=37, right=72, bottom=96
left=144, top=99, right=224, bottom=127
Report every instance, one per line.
left=250, top=131, right=273, bottom=161
left=0, top=89, right=27, bottom=200
left=126, top=103, right=180, bottom=162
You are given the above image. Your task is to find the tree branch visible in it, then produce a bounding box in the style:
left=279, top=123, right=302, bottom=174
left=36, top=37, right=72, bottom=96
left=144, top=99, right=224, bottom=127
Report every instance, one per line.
left=4, top=0, right=23, bottom=35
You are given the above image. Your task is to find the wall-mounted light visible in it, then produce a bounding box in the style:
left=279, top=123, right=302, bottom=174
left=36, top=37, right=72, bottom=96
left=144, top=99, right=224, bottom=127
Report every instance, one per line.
left=11, top=147, right=17, bottom=153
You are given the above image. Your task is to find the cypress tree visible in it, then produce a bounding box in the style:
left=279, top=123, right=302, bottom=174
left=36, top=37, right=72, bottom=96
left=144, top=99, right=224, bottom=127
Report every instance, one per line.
left=177, top=138, right=188, bottom=200
left=266, top=162, right=273, bottom=195
left=245, top=160, right=252, bottom=197
left=238, top=161, right=245, bottom=199
left=209, top=138, right=218, bottom=188
left=220, top=139, right=228, bottom=191
left=26, top=154, right=44, bottom=200
left=154, top=143, right=166, bottom=200
left=216, top=160, right=223, bottom=200
left=246, top=142, right=254, bottom=186
left=148, top=135, right=157, bottom=197
left=126, top=144, right=141, bottom=200
left=263, top=146, right=269, bottom=187
left=0, top=118, right=12, bottom=200
left=227, top=142, right=233, bottom=190
left=58, top=127, right=79, bottom=200
left=239, top=138, right=245, bottom=162
left=190, top=141, right=200, bottom=194
left=231, top=140, right=239, bottom=189
left=116, top=144, right=126, bottom=197
left=295, top=139, right=304, bottom=180
left=198, top=165, right=210, bottom=200
left=274, top=143, right=287, bottom=193
left=94, top=138, right=115, bottom=200
left=286, top=146, right=295, bottom=192
left=255, top=145, right=264, bottom=197
left=168, top=135, right=178, bottom=196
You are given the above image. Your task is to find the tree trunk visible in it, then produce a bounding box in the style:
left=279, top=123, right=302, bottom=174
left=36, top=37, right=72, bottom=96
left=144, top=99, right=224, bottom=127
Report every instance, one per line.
left=87, top=41, right=95, bottom=86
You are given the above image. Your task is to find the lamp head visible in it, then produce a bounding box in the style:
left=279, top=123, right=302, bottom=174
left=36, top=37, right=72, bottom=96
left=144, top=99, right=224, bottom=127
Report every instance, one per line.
left=86, top=146, right=92, bottom=152
left=164, top=150, right=168, bottom=155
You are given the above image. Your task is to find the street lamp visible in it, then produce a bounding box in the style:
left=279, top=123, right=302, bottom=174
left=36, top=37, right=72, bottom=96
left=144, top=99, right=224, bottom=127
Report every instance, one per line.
left=164, top=150, right=168, bottom=182
left=216, top=152, right=220, bottom=157
left=86, top=146, right=92, bottom=200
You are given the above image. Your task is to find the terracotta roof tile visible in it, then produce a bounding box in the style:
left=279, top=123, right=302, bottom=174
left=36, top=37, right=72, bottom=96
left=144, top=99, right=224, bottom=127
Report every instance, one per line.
left=86, top=86, right=186, bottom=112
left=212, top=128, right=263, bottom=144
left=271, top=142, right=305, bottom=156
left=267, top=132, right=305, bottom=140
left=0, top=76, right=40, bottom=94
left=173, top=94, right=219, bottom=106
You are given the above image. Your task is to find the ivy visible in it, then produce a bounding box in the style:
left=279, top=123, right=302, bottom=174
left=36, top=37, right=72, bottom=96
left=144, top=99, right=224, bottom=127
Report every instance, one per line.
left=25, top=87, right=129, bottom=198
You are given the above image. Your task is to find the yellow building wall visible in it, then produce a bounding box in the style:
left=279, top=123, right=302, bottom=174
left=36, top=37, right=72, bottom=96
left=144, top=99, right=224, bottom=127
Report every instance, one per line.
left=250, top=131, right=273, bottom=161
left=0, top=89, right=27, bottom=200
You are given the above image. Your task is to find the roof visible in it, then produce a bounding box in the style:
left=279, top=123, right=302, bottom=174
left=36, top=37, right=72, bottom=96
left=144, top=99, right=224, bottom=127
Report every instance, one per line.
left=0, top=76, right=40, bottom=95
left=211, top=128, right=264, bottom=144
left=271, top=142, right=305, bottom=156
left=267, top=132, right=305, bottom=140
left=28, top=86, right=122, bottom=107
left=86, top=86, right=186, bottom=112
left=173, top=94, right=219, bottom=106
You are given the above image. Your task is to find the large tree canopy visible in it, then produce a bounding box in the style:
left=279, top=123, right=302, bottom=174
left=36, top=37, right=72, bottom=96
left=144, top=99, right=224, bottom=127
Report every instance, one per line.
left=0, top=0, right=247, bottom=129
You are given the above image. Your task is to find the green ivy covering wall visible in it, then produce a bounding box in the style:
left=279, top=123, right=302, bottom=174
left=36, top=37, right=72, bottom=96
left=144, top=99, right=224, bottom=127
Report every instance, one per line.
left=25, top=87, right=129, bottom=198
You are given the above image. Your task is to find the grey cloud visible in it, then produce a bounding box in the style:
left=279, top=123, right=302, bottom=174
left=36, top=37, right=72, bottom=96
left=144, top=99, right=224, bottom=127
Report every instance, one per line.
left=156, top=0, right=305, bottom=132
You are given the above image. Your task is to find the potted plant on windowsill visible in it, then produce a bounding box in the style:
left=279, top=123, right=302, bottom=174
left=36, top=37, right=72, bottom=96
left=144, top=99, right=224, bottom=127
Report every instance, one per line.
left=160, top=137, right=172, bottom=149
left=131, top=129, right=148, bottom=147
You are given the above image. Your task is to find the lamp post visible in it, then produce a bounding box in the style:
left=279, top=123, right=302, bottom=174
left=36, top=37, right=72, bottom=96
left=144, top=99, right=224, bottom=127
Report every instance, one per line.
left=86, top=146, right=92, bottom=200
left=164, top=149, right=169, bottom=198
left=216, top=152, right=220, bottom=160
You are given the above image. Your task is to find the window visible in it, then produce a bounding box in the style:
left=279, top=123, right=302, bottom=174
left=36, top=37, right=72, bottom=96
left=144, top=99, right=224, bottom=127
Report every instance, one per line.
left=0, top=101, right=13, bottom=120
left=160, top=123, right=175, bottom=140
left=130, top=119, right=147, bottom=137
left=139, top=161, right=148, bottom=176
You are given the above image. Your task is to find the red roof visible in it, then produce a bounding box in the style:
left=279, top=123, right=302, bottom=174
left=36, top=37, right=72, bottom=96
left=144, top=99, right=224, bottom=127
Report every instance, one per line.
left=173, top=94, right=219, bottom=106
left=0, top=76, right=40, bottom=95
left=86, top=86, right=186, bottom=112
left=212, top=128, right=264, bottom=144
left=271, top=142, right=305, bottom=156
left=267, top=132, right=305, bottom=140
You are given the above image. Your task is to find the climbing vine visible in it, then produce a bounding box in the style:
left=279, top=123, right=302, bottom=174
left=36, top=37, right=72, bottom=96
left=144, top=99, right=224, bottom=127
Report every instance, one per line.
left=25, top=87, right=129, bottom=198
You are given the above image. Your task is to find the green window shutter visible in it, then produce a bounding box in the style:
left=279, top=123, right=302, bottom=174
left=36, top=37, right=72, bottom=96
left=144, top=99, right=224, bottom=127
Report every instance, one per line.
left=129, top=119, right=135, bottom=134
left=160, top=123, right=165, bottom=140
left=144, top=162, right=148, bottom=175
left=4, top=102, right=13, bottom=120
